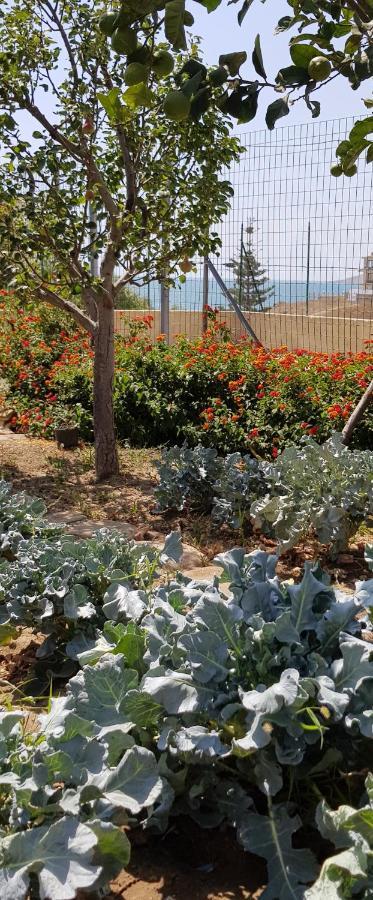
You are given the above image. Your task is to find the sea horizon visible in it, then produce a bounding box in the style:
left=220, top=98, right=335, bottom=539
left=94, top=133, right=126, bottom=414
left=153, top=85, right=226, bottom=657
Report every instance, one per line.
left=131, top=277, right=359, bottom=310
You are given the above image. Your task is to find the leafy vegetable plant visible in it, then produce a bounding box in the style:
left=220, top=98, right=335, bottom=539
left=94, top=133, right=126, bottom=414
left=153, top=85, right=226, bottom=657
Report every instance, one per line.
left=0, top=479, right=182, bottom=659
left=156, top=435, right=373, bottom=555
left=0, top=536, right=372, bottom=897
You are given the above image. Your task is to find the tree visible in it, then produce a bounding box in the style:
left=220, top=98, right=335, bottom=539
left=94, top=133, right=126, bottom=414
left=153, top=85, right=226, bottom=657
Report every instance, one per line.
left=0, top=0, right=239, bottom=480
left=228, top=223, right=274, bottom=311
left=96, top=1, right=371, bottom=171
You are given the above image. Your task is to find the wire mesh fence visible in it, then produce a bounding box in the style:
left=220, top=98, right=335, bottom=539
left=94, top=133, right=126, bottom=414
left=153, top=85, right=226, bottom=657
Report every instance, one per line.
left=115, top=115, right=373, bottom=353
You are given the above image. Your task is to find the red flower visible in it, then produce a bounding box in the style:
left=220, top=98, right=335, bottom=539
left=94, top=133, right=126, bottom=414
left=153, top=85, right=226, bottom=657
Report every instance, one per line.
left=272, top=447, right=279, bottom=459
left=248, top=427, right=259, bottom=439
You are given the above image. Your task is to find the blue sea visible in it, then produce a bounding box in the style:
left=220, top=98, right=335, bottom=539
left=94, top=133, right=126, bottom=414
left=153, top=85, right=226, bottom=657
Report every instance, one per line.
left=134, top=277, right=356, bottom=310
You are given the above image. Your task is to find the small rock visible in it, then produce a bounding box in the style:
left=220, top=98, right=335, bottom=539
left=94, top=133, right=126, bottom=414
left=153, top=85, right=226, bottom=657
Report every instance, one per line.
left=336, top=553, right=353, bottom=565
left=69, top=519, right=136, bottom=539
left=137, top=539, right=205, bottom=570
left=48, top=511, right=86, bottom=526
left=134, top=528, right=163, bottom=541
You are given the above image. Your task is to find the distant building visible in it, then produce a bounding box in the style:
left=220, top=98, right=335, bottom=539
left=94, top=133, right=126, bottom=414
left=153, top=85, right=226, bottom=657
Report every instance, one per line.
left=362, top=254, right=373, bottom=292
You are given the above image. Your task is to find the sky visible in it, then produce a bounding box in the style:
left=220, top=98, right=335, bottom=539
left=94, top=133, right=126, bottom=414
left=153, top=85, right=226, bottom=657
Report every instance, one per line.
left=190, top=0, right=365, bottom=130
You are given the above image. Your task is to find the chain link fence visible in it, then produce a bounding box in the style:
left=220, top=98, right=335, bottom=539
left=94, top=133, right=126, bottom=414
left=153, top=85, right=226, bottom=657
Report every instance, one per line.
left=115, top=116, right=373, bottom=353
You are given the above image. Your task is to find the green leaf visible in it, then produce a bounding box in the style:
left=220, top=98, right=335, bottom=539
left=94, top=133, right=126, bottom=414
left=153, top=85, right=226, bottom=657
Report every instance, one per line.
left=102, top=584, right=147, bottom=622
left=290, top=43, right=321, bottom=69
left=219, top=52, right=247, bottom=76
left=367, top=143, right=373, bottom=164
left=165, top=0, right=187, bottom=50
left=198, top=0, right=222, bottom=10
left=305, top=840, right=370, bottom=899
left=97, top=88, right=122, bottom=122
left=114, top=623, right=146, bottom=670
left=88, top=820, right=131, bottom=879
left=0, top=624, right=17, bottom=645
left=349, top=116, right=373, bottom=145
left=0, top=818, right=101, bottom=900
left=238, top=0, right=254, bottom=26
left=142, top=670, right=215, bottom=714
left=120, top=690, right=163, bottom=727
left=238, top=805, right=318, bottom=898
left=177, top=630, right=229, bottom=682
left=265, top=98, right=289, bottom=130
left=276, top=65, right=309, bottom=87
left=68, top=655, right=138, bottom=727
left=181, top=71, right=204, bottom=98
left=122, top=83, right=154, bottom=109
left=252, top=35, right=267, bottom=80
left=99, top=746, right=163, bottom=813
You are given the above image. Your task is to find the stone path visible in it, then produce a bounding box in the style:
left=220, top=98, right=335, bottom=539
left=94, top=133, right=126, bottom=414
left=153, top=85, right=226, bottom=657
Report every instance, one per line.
left=1, top=429, right=220, bottom=579
left=47, top=509, right=209, bottom=573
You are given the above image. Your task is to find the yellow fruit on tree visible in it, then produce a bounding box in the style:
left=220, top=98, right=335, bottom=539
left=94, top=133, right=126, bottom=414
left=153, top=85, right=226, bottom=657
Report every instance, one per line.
left=308, top=56, right=332, bottom=83
left=124, top=62, right=148, bottom=85
left=180, top=257, right=193, bottom=273
left=163, top=91, right=191, bottom=122
left=152, top=51, right=174, bottom=78
left=99, top=12, right=118, bottom=36
left=111, top=26, right=137, bottom=55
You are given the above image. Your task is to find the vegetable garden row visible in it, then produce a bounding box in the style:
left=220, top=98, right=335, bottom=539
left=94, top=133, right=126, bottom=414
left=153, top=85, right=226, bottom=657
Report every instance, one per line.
left=0, top=462, right=372, bottom=896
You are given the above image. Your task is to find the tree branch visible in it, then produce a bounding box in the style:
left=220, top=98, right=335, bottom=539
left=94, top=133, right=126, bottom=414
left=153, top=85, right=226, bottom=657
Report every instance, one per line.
left=38, top=286, right=98, bottom=334
left=100, top=63, right=136, bottom=212
left=23, top=97, right=82, bottom=161
left=40, top=0, right=80, bottom=88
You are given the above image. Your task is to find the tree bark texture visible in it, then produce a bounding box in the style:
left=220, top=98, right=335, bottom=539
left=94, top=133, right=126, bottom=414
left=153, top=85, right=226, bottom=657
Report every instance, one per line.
left=341, top=379, right=373, bottom=446
left=93, top=303, right=119, bottom=480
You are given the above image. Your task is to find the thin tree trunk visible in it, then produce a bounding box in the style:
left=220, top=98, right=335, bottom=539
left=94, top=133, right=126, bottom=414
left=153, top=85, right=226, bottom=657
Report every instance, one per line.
left=93, top=303, right=119, bottom=480
left=341, top=379, right=373, bottom=446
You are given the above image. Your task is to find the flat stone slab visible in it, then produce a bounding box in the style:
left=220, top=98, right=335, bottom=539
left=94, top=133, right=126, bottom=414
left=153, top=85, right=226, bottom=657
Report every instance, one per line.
left=185, top=565, right=231, bottom=596
left=68, top=519, right=137, bottom=539
left=46, top=511, right=205, bottom=571
left=138, top=540, right=205, bottom=570
left=48, top=511, right=87, bottom=526
left=0, top=431, right=26, bottom=440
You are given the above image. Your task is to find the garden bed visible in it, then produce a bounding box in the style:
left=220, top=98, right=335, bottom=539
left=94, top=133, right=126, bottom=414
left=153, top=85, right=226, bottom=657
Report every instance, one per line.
left=0, top=435, right=371, bottom=587
left=0, top=452, right=372, bottom=899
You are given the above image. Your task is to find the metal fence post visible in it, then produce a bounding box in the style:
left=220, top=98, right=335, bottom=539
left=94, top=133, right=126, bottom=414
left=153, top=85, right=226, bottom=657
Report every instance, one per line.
left=207, top=258, right=263, bottom=346
left=305, top=221, right=311, bottom=316
left=160, top=281, right=170, bottom=344
left=202, top=256, right=209, bottom=333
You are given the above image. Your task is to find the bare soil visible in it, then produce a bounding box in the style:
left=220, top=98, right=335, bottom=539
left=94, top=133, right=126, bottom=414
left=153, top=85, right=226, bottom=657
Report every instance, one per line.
left=0, top=435, right=371, bottom=586
left=270, top=293, right=373, bottom=320
left=108, top=822, right=266, bottom=899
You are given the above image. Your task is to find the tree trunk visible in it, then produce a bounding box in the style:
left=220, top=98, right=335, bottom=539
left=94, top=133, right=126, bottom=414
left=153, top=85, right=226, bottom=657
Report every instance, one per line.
left=93, top=303, right=119, bottom=480
left=341, top=379, right=373, bottom=446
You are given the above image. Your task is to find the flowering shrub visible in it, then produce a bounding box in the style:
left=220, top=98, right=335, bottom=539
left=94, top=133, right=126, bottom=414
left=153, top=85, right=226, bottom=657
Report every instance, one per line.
left=0, top=290, right=93, bottom=437
left=0, top=293, right=372, bottom=455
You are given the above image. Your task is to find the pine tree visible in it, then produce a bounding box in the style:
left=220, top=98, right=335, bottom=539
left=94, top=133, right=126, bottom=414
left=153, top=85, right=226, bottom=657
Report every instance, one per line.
left=229, top=223, right=274, bottom=311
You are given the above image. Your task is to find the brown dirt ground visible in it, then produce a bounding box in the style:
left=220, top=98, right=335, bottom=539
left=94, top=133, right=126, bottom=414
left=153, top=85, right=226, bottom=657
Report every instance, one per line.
left=108, top=822, right=267, bottom=899
left=0, top=434, right=371, bottom=585
left=0, top=434, right=372, bottom=899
